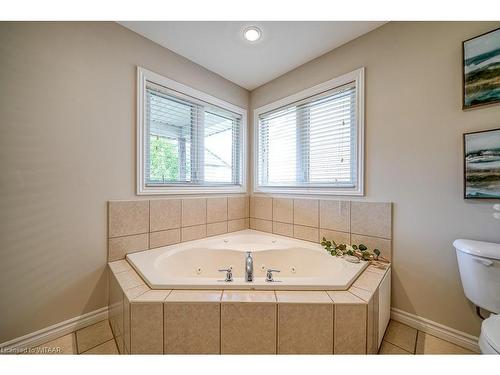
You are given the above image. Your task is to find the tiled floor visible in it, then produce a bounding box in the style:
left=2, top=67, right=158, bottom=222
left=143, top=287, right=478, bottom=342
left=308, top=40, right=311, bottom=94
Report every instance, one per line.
left=26, top=320, right=118, bottom=355
left=24, top=318, right=476, bottom=355
left=378, top=320, right=476, bottom=354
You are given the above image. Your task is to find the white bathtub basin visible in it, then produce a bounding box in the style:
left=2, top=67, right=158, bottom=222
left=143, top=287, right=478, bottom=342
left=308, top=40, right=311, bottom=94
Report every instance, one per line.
left=127, top=229, right=368, bottom=290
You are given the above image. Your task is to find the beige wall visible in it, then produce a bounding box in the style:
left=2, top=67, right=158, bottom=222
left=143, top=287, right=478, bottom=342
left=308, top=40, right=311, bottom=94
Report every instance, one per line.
left=251, top=21, right=500, bottom=336
left=0, top=22, right=249, bottom=343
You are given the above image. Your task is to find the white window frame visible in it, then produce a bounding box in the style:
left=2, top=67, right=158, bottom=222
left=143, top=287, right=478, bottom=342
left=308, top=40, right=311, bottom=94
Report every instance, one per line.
left=137, top=67, right=247, bottom=195
left=253, top=67, right=365, bottom=196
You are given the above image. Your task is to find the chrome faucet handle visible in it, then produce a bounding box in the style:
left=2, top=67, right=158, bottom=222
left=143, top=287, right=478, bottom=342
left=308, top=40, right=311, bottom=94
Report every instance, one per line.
left=265, top=269, right=280, bottom=282
left=218, top=267, right=233, bottom=282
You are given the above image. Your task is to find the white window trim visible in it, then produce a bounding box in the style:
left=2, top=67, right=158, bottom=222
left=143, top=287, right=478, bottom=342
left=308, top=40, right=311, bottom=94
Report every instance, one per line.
left=253, top=67, right=365, bottom=196
left=137, top=67, right=247, bottom=195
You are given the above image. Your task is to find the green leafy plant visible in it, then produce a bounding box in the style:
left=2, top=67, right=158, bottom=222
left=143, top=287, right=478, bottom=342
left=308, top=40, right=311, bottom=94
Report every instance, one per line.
left=321, top=237, right=385, bottom=262
left=150, top=136, right=179, bottom=182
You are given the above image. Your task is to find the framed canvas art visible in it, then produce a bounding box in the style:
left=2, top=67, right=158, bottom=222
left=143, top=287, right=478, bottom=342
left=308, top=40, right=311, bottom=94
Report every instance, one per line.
left=464, top=128, right=500, bottom=199
left=463, top=28, right=500, bottom=109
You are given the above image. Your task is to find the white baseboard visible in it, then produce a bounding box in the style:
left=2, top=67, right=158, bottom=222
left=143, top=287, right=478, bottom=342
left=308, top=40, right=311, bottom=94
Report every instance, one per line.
left=0, top=306, right=108, bottom=352
left=391, top=307, right=480, bottom=353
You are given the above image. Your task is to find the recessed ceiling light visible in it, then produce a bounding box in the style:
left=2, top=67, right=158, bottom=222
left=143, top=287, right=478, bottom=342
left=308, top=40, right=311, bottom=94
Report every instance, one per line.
left=243, top=26, right=261, bottom=42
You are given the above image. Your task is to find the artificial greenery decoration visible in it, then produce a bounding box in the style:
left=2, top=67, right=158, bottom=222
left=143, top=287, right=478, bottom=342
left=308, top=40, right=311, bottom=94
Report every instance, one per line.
left=321, top=237, right=385, bottom=262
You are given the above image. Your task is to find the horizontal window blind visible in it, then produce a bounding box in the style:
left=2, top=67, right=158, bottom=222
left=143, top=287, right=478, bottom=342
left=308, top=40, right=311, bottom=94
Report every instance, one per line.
left=258, top=83, right=357, bottom=188
left=145, top=81, right=242, bottom=186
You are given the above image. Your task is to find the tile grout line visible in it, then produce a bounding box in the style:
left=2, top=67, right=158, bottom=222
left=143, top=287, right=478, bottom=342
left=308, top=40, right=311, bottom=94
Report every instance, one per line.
left=382, top=338, right=414, bottom=354
left=75, top=320, right=113, bottom=354
left=413, top=330, right=419, bottom=354
left=79, top=338, right=116, bottom=354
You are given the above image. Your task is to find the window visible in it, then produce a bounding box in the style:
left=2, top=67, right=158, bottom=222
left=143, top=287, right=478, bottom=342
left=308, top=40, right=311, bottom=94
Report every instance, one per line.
left=137, top=67, right=246, bottom=194
left=254, top=68, right=364, bottom=195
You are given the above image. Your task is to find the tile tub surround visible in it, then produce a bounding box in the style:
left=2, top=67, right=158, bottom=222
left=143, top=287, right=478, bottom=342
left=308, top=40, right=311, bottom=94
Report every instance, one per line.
left=108, top=197, right=391, bottom=261
left=107, top=257, right=392, bottom=354
left=24, top=318, right=475, bottom=355
left=250, top=198, right=393, bottom=261
left=107, top=196, right=250, bottom=261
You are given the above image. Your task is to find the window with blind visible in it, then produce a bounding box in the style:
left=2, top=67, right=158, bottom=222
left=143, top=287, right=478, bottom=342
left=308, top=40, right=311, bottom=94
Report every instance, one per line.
left=137, top=67, right=246, bottom=195
left=254, top=68, right=364, bottom=195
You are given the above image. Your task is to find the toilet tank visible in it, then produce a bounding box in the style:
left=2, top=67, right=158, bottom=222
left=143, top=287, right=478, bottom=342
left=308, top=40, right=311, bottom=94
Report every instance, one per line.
left=454, top=239, right=500, bottom=314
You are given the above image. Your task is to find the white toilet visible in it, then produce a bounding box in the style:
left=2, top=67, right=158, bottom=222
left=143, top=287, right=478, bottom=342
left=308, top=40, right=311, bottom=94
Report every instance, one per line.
left=454, top=239, right=500, bottom=354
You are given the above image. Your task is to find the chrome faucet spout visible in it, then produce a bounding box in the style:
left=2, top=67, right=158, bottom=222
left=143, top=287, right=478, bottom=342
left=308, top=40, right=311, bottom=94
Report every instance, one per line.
left=245, top=251, right=254, bottom=282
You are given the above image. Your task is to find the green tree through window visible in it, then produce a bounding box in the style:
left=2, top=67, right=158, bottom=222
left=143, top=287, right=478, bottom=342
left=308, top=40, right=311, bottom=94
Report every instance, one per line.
left=149, top=136, right=179, bottom=182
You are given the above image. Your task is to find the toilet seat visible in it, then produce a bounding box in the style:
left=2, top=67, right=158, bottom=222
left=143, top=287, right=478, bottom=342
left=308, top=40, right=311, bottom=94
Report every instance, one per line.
left=481, top=314, right=500, bottom=354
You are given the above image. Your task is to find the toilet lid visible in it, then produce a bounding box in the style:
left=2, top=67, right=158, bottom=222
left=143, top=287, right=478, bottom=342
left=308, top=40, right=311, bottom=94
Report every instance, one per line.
left=482, top=314, right=500, bottom=352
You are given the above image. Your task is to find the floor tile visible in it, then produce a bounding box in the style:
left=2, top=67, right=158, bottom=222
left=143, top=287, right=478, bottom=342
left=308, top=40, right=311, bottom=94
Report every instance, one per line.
left=82, top=339, right=119, bottom=354
left=378, top=340, right=411, bottom=354
left=383, top=320, right=417, bottom=353
left=76, top=320, right=114, bottom=354
left=27, top=333, right=77, bottom=354
left=415, top=331, right=475, bottom=354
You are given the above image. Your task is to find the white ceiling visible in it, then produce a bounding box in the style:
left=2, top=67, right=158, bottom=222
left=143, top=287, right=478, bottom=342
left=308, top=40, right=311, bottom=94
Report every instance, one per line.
left=119, top=21, right=386, bottom=90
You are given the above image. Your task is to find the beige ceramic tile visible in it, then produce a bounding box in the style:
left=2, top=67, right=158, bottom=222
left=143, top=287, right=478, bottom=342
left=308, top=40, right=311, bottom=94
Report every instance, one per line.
left=82, top=339, right=118, bottom=354
left=207, top=221, right=228, bottom=237
left=378, top=340, right=411, bottom=354
left=130, top=302, right=164, bottom=354
left=123, top=299, right=132, bottom=353
left=181, top=224, right=207, bottom=242
left=28, top=333, right=77, bottom=354
left=182, top=198, right=207, bottom=227
left=383, top=320, right=417, bottom=353
left=415, top=331, right=475, bottom=354
left=108, top=200, right=149, bottom=238
left=351, top=234, right=392, bottom=261
left=124, top=284, right=150, bottom=301
left=334, top=304, right=367, bottom=354
left=149, top=199, right=181, bottom=232
left=227, top=218, right=249, bottom=232
left=273, top=198, right=293, bottom=223
left=165, top=302, right=220, bottom=354
left=108, top=233, right=148, bottom=261
left=227, top=196, right=249, bottom=220
left=222, top=290, right=276, bottom=303
left=166, top=290, right=223, bottom=302
left=123, top=285, right=151, bottom=353
left=108, top=260, right=132, bottom=274
left=352, top=270, right=385, bottom=292
left=76, top=320, right=114, bottom=354
left=293, top=199, right=319, bottom=227
left=327, top=291, right=366, bottom=304
left=149, top=228, right=180, bottom=249
left=351, top=202, right=392, bottom=239
left=319, top=229, right=350, bottom=245
left=206, top=197, right=227, bottom=223
left=278, top=303, right=334, bottom=354
left=348, top=286, right=374, bottom=302
left=276, top=291, right=332, bottom=304
left=365, top=289, right=379, bottom=354
left=221, top=303, right=276, bottom=354
left=124, top=284, right=153, bottom=352
left=320, top=200, right=350, bottom=232
left=250, top=196, right=272, bottom=220
left=115, top=269, right=145, bottom=291
left=133, top=290, right=171, bottom=303
left=367, top=264, right=390, bottom=275
left=108, top=273, right=124, bottom=352
left=293, top=224, right=319, bottom=242
left=273, top=221, right=293, bottom=237
left=250, top=218, right=272, bottom=233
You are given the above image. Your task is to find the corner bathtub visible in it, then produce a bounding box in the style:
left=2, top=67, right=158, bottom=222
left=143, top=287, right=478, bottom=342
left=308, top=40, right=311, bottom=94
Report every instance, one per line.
left=127, top=229, right=368, bottom=290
